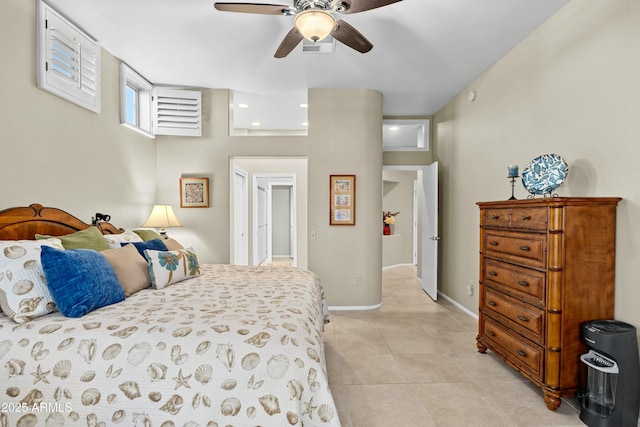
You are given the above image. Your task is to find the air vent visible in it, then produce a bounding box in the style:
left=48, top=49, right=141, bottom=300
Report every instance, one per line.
left=302, top=37, right=336, bottom=54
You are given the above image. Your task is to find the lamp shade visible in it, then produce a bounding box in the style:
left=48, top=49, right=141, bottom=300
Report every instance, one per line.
left=294, top=10, right=336, bottom=42
left=142, top=205, right=182, bottom=229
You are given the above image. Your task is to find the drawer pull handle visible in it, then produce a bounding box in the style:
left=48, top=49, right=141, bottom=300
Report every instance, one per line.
left=517, top=315, right=529, bottom=322
left=522, top=215, right=530, bottom=220
left=519, top=245, right=530, bottom=251
left=491, top=215, right=499, bottom=220
left=488, top=271, right=497, bottom=276
left=488, top=301, right=497, bottom=307
left=516, top=350, right=527, bottom=357
left=518, top=280, right=529, bottom=287
left=489, top=241, right=499, bottom=246
left=487, top=331, right=495, bottom=337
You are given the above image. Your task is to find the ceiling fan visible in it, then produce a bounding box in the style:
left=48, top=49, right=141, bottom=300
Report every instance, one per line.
left=214, top=0, right=403, bottom=58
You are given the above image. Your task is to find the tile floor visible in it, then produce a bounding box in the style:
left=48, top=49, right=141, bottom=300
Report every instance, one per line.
left=324, top=264, right=585, bottom=427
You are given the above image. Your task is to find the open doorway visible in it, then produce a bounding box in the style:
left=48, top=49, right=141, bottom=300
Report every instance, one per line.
left=229, top=157, right=308, bottom=269
left=382, top=163, right=439, bottom=300
left=253, top=174, right=297, bottom=266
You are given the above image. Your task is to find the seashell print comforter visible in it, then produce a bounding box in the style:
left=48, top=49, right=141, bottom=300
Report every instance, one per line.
left=0, top=264, right=340, bottom=426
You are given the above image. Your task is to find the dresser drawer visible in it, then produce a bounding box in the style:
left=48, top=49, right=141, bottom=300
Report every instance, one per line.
left=511, top=207, right=548, bottom=231
left=483, top=287, right=544, bottom=343
left=484, top=208, right=511, bottom=228
left=482, top=317, right=543, bottom=379
left=484, top=229, right=546, bottom=269
left=484, top=259, right=545, bottom=306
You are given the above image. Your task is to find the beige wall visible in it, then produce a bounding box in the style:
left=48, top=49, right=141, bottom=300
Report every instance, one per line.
left=434, top=0, right=640, bottom=329
left=0, top=0, right=157, bottom=227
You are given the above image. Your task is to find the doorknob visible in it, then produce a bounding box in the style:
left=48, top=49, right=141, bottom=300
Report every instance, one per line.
left=430, top=236, right=441, bottom=240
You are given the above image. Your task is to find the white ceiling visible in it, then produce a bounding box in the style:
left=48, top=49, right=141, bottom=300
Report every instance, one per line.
left=46, top=0, right=569, bottom=131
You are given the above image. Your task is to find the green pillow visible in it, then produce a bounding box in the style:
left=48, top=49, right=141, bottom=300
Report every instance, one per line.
left=132, top=229, right=163, bottom=241
left=36, top=226, right=111, bottom=251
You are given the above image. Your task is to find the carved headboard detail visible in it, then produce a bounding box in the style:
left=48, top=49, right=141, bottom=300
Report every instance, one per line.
left=0, top=204, right=123, bottom=240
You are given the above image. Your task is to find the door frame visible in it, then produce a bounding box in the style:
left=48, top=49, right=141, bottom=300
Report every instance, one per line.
left=269, top=182, right=296, bottom=263
left=253, top=173, right=297, bottom=267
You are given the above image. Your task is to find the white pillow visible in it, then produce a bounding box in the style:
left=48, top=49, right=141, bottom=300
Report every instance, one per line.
left=102, top=229, right=144, bottom=249
left=144, top=247, right=201, bottom=289
left=0, top=238, right=64, bottom=323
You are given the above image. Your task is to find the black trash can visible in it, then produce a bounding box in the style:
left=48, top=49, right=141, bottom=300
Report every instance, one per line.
left=579, top=320, right=640, bottom=427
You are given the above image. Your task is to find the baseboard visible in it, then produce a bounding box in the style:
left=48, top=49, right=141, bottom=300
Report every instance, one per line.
left=382, top=263, right=415, bottom=270
left=328, top=302, right=383, bottom=311
left=437, top=291, right=479, bottom=320
left=414, top=276, right=478, bottom=320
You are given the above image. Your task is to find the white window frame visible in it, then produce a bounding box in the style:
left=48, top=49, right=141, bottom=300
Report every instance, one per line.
left=120, top=65, right=202, bottom=138
left=36, top=0, right=101, bottom=113
left=120, top=63, right=154, bottom=138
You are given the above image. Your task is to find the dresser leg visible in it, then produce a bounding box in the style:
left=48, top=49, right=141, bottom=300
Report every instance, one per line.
left=543, top=389, right=561, bottom=411
left=476, top=338, right=487, bottom=353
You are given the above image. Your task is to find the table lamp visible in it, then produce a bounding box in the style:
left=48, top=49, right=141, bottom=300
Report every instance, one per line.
left=142, top=205, right=182, bottom=238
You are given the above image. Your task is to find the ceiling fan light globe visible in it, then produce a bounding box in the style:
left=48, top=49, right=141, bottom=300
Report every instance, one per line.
left=294, top=10, right=336, bottom=43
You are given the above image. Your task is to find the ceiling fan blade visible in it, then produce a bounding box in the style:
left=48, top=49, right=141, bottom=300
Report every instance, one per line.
left=336, top=0, right=402, bottom=14
left=331, top=20, right=373, bottom=53
left=214, top=2, right=292, bottom=15
left=274, top=27, right=304, bottom=58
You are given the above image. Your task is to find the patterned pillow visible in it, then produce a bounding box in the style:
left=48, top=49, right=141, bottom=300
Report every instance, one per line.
left=144, top=247, right=201, bottom=289
left=102, top=229, right=144, bottom=249
left=0, top=238, right=64, bottom=323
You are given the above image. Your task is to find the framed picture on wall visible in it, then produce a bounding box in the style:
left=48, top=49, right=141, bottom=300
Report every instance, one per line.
left=180, top=177, right=209, bottom=208
left=330, top=174, right=356, bottom=225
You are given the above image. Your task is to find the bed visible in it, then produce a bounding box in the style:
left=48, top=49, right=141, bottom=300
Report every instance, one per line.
left=0, top=204, right=339, bottom=426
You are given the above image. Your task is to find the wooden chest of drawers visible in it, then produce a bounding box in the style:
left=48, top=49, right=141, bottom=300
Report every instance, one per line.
left=476, top=197, right=621, bottom=410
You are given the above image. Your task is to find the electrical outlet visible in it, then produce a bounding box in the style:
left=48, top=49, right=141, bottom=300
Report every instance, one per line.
left=310, top=231, right=316, bottom=240
left=467, top=280, right=474, bottom=296
left=355, top=276, right=361, bottom=285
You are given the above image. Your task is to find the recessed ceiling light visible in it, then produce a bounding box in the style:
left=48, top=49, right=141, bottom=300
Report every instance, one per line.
left=299, top=103, right=308, bottom=108
left=238, top=103, right=249, bottom=108
left=251, top=122, right=261, bottom=126
left=389, top=126, right=399, bottom=131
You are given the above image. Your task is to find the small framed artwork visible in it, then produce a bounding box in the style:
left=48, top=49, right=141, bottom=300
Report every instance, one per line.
left=180, top=177, right=209, bottom=208
left=330, top=174, right=356, bottom=225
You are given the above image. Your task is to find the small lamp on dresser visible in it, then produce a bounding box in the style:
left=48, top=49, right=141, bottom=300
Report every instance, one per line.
left=142, top=205, right=182, bottom=239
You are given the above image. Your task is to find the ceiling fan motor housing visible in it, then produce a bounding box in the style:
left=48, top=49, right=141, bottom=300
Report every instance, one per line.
left=295, top=0, right=333, bottom=11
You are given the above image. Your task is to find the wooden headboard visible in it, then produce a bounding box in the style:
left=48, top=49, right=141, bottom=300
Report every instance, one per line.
left=0, top=204, right=123, bottom=240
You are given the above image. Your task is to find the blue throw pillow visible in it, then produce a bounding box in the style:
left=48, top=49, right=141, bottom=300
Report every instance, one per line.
left=121, top=239, right=168, bottom=258
left=40, top=246, right=125, bottom=318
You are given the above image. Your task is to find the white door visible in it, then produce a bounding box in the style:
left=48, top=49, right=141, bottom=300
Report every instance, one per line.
left=421, top=162, right=439, bottom=300
left=233, top=168, right=248, bottom=265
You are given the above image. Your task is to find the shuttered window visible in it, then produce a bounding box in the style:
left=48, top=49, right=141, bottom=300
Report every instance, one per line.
left=152, top=88, right=202, bottom=137
left=37, top=0, right=101, bottom=113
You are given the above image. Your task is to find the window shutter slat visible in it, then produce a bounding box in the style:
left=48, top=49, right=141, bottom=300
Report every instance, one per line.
left=152, top=88, right=202, bottom=137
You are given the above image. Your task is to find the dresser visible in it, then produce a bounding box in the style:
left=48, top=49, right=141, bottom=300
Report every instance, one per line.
left=476, top=197, right=621, bottom=410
